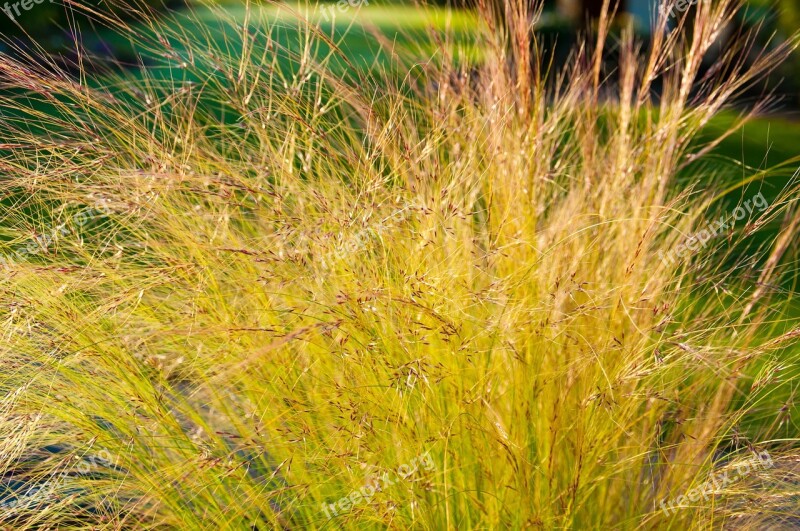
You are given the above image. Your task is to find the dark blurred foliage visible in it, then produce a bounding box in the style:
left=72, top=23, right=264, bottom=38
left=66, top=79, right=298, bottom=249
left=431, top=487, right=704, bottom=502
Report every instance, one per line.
left=0, top=0, right=183, bottom=55
left=424, top=0, right=798, bottom=108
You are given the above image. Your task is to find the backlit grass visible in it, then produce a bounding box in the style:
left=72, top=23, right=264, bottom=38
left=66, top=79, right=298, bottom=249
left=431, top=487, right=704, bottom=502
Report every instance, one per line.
left=0, top=0, right=799, bottom=528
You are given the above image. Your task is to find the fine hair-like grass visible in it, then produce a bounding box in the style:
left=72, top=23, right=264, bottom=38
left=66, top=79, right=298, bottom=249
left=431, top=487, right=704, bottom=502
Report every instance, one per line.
left=0, top=0, right=799, bottom=528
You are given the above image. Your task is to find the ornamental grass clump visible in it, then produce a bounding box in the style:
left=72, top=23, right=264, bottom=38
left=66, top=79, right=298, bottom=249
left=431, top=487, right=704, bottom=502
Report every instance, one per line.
left=0, top=0, right=798, bottom=528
